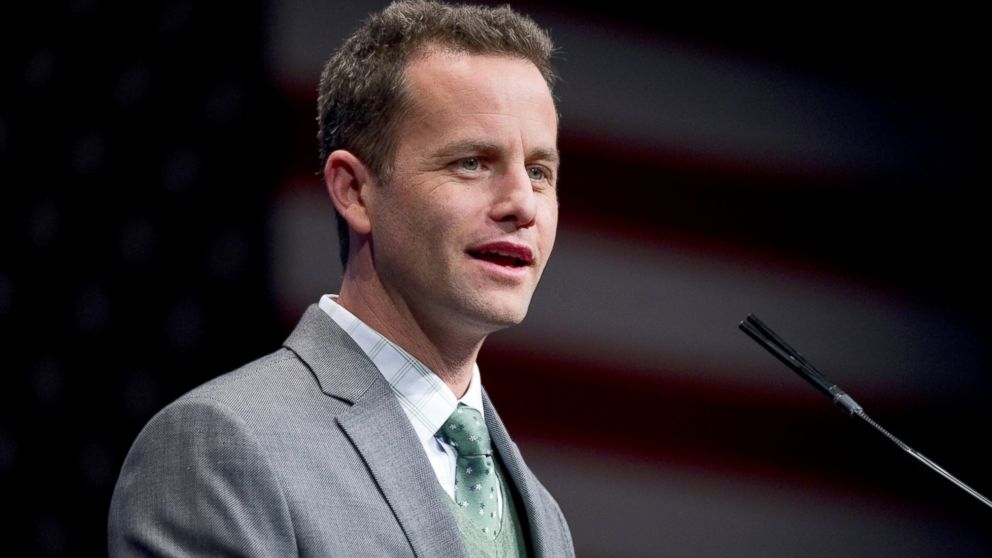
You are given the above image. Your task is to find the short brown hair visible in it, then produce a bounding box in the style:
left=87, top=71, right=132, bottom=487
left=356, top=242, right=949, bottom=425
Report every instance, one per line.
left=317, top=0, right=557, bottom=266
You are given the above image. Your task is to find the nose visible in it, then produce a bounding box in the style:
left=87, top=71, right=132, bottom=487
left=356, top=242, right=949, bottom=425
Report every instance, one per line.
left=489, top=165, right=537, bottom=228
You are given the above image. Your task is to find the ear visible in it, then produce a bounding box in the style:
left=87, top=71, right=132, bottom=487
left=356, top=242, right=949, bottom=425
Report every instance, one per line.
left=323, top=150, right=373, bottom=235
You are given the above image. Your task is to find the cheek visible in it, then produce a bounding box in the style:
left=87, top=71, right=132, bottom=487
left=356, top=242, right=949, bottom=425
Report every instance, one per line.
left=544, top=224, right=558, bottom=251
left=539, top=202, right=559, bottom=247
left=425, top=194, right=484, bottom=233
left=399, top=198, right=469, bottom=255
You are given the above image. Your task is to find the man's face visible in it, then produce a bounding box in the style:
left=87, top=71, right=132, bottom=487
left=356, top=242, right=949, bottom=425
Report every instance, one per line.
left=366, top=50, right=559, bottom=338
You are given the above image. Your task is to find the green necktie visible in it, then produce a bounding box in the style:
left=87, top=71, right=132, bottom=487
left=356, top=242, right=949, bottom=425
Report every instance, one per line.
left=439, top=403, right=500, bottom=539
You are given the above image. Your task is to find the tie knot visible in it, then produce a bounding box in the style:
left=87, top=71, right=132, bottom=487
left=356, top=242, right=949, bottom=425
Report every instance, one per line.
left=439, top=404, right=491, bottom=457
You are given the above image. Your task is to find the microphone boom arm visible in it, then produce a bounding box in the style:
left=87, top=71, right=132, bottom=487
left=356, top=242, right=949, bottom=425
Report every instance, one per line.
left=739, top=313, right=992, bottom=510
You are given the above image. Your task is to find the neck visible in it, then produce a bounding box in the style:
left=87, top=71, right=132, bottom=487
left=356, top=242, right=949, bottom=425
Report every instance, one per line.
left=338, top=261, right=485, bottom=399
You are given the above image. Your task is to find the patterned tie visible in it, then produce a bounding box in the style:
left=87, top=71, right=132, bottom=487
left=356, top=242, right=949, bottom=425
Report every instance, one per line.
left=439, top=403, right=500, bottom=539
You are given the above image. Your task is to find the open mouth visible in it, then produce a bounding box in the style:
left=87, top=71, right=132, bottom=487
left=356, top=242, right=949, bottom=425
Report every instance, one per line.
left=468, top=251, right=528, bottom=267
left=466, top=243, right=533, bottom=268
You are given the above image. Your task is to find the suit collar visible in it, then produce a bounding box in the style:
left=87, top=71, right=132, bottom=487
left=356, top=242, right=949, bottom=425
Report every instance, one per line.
left=284, top=305, right=559, bottom=557
left=316, top=295, right=487, bottom=446
left=283, top=304, right=380, bottom=404
left=283, top=304, right=469, bottom=558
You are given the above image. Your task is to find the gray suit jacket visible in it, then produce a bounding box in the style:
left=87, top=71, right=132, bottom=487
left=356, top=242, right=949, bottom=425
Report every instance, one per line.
left=108, top=305, right=574, bottom=557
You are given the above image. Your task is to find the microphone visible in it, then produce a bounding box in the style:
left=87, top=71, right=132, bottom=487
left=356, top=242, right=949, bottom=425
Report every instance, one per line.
left=739, top=313, right=992, bottom=510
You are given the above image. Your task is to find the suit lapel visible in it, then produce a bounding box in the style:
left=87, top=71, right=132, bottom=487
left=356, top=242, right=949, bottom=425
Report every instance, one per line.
left=338, top=386, right=467, bottom=558
left=284, top=305, right=467, bottom=558
left=484, top=390, right=556, bottom=558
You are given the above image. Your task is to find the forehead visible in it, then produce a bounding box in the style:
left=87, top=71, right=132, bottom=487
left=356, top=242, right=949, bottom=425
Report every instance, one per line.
left=398, top=49, right=558, bottom=138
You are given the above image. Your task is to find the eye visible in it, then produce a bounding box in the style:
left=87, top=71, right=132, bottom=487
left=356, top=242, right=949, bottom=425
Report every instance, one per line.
left=458, top=157, right=481, bottom=171
left=527, top=166, right=548, bottom=181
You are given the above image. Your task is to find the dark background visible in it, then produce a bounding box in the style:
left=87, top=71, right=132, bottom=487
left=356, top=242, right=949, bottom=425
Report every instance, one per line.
left=4, top=1, right=989, bottom=555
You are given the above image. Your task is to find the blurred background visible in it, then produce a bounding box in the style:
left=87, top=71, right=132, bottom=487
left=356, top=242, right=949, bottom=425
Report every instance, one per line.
left=4, top=1, right=989, bottom=555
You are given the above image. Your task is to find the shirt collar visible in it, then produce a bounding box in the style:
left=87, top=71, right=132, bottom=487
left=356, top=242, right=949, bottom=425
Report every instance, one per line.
left=318, top=294, right=484, bottom=443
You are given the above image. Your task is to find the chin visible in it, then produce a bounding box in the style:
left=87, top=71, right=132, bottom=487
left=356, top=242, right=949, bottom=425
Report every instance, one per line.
left=468, top=296, right=531, bottom=331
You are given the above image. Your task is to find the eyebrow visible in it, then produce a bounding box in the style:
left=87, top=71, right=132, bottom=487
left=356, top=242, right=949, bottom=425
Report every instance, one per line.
left=432, top=140, right=560, bottom=165
left=529, top=147, right=561, bottom=166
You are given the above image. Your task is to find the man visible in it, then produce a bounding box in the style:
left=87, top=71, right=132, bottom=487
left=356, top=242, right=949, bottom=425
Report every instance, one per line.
left=108, top=1, right=573, bottom=557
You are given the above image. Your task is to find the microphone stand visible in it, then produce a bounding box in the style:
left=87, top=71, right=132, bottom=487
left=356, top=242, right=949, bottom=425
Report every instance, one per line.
left=739, top=313, right=992, bottom=510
